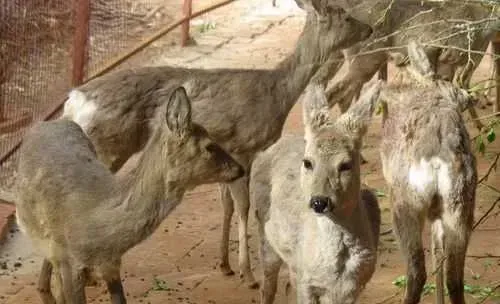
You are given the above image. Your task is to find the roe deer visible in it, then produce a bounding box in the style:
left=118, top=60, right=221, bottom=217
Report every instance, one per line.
left=250, top=81, right=382, bottom=303
left=316, top=0, right=499, bottom=129
left=15, top=87, right=244, bottom=304
left=379, top=41, right=477, bottom=304
left=61, top=0, right=373, bottom=287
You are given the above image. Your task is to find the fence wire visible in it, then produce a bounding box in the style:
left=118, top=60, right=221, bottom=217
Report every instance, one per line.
left=0, top=0, right=178, bottom=190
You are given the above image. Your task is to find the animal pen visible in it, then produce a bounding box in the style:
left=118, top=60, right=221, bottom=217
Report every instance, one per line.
left=0, top=0, right=234, bottom=191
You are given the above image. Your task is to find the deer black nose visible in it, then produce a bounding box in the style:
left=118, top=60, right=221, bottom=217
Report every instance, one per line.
left=309, top=196, right=332, bottom=214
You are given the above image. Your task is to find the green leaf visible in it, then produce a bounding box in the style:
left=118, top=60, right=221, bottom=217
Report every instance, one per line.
left=375, top=189, right=386, bottom=197
left=392, top=275, right=407, bottom=288
left=152, top=277, right=169, bottom=291
left=486, top=128, right=496, bottom=143
left=476, top=136, right=486, bottom=154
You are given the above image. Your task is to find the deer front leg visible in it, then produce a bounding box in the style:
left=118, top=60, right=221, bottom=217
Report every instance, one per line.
left=219, top=183, right=235, bottom=276
left=452, top=53, right=486, bottom=130
left=60, top=261, right=87, bottom=304
left=37, top=259, right=56, bottom=304
left=326, top=51, right=386, bottom=113
left=296, top=281, right=319, bottom=304
left=493, top=37, right=500, bottom=116
left=229, top=176, right=259, bottom=289
left=259, top=235, right=283, bottom=304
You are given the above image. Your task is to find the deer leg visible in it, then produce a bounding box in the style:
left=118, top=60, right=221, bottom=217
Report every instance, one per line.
left=392, top=198, right=426, bottom=304
left=296, top=282, right=319, bottom=304
left=52, top=263, right=65, bottom=304
left=229, top=175, right=258, bottom=288
left=60, top=261, right=87, bottom=304
left=259, top=235, right=282, bottom=304
left=38, top=259, right=56, bottom=304
left=453, top=53, right=485, bottom=130
left=326, top=51, right=385, bottom=113
left=443, top=210, right=472, bottom=304
left=431, top=220, right=445, bottom=304
left=218, top=183, right=235, bottom=276
left=103, top=261, right=127, bottom=304
left=493, top=37, right=500, bottom=115
left=378, top=62, right=388, bottom=81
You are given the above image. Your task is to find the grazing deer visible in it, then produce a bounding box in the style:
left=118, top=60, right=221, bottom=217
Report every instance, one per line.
left=15, top=87, right=245, bottom=304
left=61, top=0, right=373, bottom=287
left=379, top=41, right=477, bottom=304
left=250, top=81, right=382, bottom=304
left=319, top=0, right=499, bottom=129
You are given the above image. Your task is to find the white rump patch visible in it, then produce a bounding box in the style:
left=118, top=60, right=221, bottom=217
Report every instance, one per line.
left=408, top=157, right=452, bottom=198
left=62, top=89, right=97, bottom=132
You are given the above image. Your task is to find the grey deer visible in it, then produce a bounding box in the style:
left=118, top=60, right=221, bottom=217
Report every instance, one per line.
left=15, top=87, right=245, bottom=304
left=250, top=81, right=382, bottom=304
left=61, top=0, right=373, bottom=287
left=379, top=41, right=477, bottom=304
left=316, top=0, right=499, bottom=130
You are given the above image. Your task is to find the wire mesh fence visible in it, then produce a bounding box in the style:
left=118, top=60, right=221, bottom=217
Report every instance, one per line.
left=0, top=0, right=180, bottom=189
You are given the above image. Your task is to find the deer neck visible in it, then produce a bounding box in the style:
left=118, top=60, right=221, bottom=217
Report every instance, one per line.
left=103, top=131, right=185, bottom=253
left=273, top=22, right=326, bottom=117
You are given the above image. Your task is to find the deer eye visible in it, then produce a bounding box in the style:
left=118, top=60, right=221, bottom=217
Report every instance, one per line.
left=205, top=143, right=218, bottom=153
left=303, top=159, right=313, bottom=170
left=339, top=161, right=353, bottom=172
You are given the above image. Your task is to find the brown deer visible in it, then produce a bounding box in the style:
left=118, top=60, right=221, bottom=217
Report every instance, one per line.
left=316, top=0, right=499, bottom=129
left=379, top=41, right=477, bottom=304
left=15, top=86, right=245, bottom=304
left=61, top=0, right=373, bottom=287
left=251, top=81, right=381, bottom=303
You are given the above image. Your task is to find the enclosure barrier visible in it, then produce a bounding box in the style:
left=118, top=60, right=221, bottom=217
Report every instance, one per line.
left=0, top=0, right=236, bottom=169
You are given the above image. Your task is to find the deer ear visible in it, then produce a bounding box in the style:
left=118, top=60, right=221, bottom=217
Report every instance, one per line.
left=436, top=80, right=474, bottom=112
left=302, top=83, right=332, bottom=140
left=294, top=0, right=324, bottom=13
left=407, top=40, right=435, bottom=83
left=335, top=80, right=382, bottom=143
left=166, top=86, right=192, bottom=137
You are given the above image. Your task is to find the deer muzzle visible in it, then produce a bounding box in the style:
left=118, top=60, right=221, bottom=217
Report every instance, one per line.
left=309, top=196, right=333, bottom=214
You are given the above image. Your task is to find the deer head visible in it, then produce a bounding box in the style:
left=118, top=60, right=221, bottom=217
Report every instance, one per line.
left=156, top=87, right=245, bottom=188
left=298, top=1, right=373, bottom=61
left=301, top=81, right=382, bottom=216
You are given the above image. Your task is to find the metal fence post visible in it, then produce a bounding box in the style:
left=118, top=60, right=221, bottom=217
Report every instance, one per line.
left=181, top=0, right=193, bottom=47
left=72, top=0, right=91, bottom=86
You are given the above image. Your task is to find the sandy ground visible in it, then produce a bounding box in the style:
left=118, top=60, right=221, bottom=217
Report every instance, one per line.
left=0, top=0, right=499, bottom=303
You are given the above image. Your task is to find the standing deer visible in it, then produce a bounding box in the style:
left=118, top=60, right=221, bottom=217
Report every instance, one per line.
left=250, top=81, right=382, bottom=304
left=15, top=87, right=245, bottom=304
left=379, top=41, right=477, bottom=304
left=61, top=0, right=373, bottom=287
left=317, top=0, right=499, bottom=129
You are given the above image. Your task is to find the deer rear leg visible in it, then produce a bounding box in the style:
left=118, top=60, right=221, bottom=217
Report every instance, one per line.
left=38, top=259, right=56, bottom=304
left=443, top=210, right=473, bottom=304
left=431, top=220, right=445, bottom=304
left=219, top=183, right=236, bottom=276
left=229, top=176, right=258, bottom=289
left=102, top=261, right=127, bottom=304
left=392, top=198, right=426, bottom=304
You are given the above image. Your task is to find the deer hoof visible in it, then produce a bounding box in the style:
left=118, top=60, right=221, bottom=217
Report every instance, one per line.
left=247, top=280, right=260, bottom=289
left=220, top=264, right=235, bottom=276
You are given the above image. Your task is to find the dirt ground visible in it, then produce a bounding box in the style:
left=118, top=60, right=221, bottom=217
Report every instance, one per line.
left=0, top=0, right=499, bottom=303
